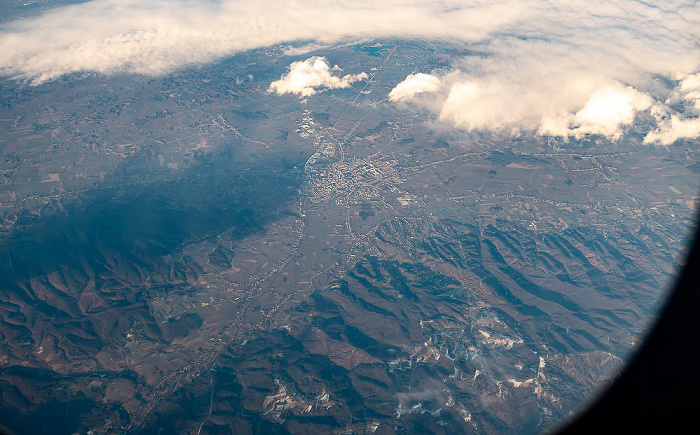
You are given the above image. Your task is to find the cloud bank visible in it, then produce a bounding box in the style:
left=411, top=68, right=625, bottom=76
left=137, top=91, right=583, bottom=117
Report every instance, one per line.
left=269, top=57, right=367, bottom=97
left=0, top=0, right=698, bottom=144
left=0, top=0, right=524, bottom=84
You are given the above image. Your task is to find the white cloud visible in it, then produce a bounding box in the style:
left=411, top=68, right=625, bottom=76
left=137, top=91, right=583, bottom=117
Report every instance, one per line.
left=388, top=73, right=441, bottom=101
left=644, top=116, right=700, bottom=145
left=269, top=57, right=367, bottom=97
left=439, top=80, right=526, bottom=132
left=635, top=73, right=700, bottom=145
left=537, top=84, right=653, bottom=140
left=406, top=72, right=691, bottom=142
left=673, top=73, right=700, bottom=115
left=572, top=85, right=653, bottom=139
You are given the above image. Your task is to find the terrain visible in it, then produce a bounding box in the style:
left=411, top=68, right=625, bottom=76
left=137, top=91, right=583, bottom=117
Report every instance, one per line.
left=0, top=36, right=697, bottom=434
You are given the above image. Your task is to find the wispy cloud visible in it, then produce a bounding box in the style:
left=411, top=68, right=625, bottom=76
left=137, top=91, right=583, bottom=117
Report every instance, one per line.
left=269, top=57, right=367, bottom=97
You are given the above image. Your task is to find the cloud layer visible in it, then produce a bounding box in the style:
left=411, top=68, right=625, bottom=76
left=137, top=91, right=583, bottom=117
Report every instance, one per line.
left=0, top=0, right=698, bottom=144
left=0, top=0, right=524, bottom=84
left=269, top=57, right=367, bottom=97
